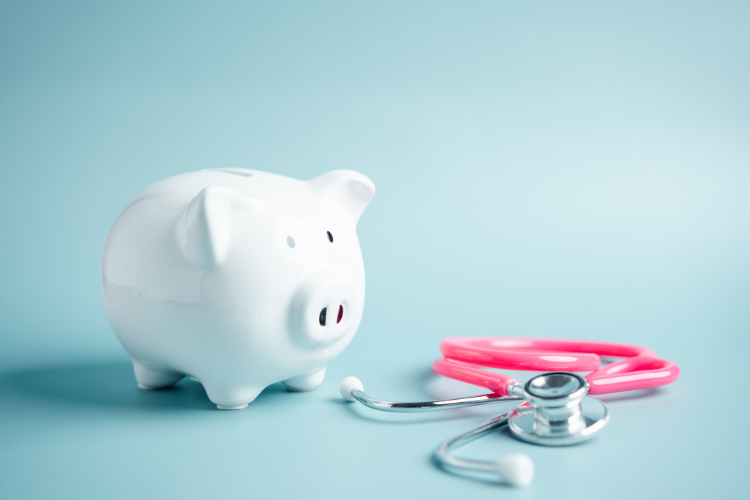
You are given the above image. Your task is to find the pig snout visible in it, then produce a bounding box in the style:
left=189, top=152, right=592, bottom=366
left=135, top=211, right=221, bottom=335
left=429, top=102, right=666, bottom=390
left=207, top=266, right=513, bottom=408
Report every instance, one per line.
left=290, top=272, right=361, bottom=348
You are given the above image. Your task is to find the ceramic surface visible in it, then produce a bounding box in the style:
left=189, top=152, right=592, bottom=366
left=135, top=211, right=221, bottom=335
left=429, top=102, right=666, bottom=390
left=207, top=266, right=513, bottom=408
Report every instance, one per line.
left=101, top=169, right=375, bottom=409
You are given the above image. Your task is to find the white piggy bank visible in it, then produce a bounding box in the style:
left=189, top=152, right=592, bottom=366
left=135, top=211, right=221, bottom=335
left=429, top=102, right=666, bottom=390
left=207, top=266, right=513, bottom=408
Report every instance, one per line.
left=101, top=168, right=374, bottom=409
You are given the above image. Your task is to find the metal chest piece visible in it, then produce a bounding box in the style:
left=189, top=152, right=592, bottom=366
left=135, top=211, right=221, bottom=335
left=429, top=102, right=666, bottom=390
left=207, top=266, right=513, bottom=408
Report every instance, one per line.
left=508, top=372, right=609, bottom=446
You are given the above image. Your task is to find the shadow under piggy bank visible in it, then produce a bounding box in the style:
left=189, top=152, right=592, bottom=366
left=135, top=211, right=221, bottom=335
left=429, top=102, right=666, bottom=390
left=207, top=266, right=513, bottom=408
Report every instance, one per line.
left=3, top=362, right=287, bottom=413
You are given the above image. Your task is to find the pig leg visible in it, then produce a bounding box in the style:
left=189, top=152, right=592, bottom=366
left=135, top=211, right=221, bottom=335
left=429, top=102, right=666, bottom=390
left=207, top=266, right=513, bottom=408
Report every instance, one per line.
left=283, top=366, right=327, bottom=392
left=201, top=383, right=264, bottom=410
left=132, top=358, right=184, bottom=389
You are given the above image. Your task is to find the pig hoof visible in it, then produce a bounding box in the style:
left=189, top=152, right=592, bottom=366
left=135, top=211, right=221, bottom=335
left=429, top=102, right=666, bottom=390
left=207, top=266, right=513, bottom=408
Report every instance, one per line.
left=282, top=366, right=327, bottom=392
left=285, top=385, right=316, bottom=392
left=217, top=404, right=248, bottom=410
left=132, top=359, right=184, bottom=389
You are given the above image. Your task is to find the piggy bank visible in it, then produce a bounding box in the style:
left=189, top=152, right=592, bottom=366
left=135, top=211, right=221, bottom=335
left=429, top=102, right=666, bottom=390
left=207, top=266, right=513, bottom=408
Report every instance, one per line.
left=101, top=168, right=374, bottom=409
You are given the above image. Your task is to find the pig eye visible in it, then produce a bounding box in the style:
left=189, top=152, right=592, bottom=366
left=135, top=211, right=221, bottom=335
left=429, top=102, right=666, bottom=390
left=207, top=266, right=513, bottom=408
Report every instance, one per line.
left=327, top=231, right=333, bottom=243
left=287, top=236, right=295, bottom=248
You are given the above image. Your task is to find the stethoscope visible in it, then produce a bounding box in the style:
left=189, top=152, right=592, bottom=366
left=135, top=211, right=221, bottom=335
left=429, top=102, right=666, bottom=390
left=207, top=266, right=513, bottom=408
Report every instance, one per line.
left=339, top=337, right=680, bottom=487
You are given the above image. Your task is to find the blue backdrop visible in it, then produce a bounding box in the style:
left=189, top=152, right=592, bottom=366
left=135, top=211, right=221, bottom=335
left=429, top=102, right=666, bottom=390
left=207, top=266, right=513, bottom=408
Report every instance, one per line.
left=1, top=2, right=748, bottom=499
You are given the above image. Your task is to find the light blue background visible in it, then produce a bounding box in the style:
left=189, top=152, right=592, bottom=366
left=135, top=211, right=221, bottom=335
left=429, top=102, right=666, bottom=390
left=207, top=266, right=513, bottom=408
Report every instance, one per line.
left=1, top=1, right=749, bottom=499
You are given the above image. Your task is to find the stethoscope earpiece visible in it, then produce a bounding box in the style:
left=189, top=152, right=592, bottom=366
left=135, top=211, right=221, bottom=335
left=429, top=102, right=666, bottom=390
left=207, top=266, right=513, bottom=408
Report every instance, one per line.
left=496, top=453, right=535, bottom=487
left=339, top=376, right=364, bottom=402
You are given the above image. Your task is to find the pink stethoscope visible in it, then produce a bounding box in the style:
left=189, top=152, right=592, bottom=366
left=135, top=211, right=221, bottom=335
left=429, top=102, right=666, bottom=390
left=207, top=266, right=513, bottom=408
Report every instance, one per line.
left=339, top=337, right=680, bottom=487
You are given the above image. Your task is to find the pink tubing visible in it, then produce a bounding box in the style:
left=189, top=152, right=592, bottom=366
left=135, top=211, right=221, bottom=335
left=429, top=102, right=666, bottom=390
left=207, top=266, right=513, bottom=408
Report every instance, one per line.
left=433, top=337, right=680, bottom=396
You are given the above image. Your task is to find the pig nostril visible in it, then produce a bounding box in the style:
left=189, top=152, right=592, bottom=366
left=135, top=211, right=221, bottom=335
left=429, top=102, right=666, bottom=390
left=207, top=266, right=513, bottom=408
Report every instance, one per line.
left=337, top=305, right=343, bottom=324
left=319, top=308, right=327, bottom=326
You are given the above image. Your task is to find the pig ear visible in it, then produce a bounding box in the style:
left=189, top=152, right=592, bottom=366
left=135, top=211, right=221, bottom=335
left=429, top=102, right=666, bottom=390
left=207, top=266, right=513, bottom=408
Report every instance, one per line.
left=309, top=170, right=375, bottom=222
left=183, top=186, right=260, bottom=269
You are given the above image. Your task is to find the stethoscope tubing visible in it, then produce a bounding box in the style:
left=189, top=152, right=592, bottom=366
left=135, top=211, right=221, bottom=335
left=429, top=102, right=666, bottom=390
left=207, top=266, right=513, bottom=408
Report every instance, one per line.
left=436, top=337, right=680, bottom=396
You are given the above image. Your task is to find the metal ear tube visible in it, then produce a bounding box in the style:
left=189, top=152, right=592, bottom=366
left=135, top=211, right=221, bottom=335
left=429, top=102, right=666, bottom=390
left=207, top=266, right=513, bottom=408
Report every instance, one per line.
left=433, top=413, right=534, bottom=487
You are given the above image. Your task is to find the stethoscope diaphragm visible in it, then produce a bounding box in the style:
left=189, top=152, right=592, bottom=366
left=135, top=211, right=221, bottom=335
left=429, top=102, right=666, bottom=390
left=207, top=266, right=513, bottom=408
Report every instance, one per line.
left=507, top=372, right=609, bottom=446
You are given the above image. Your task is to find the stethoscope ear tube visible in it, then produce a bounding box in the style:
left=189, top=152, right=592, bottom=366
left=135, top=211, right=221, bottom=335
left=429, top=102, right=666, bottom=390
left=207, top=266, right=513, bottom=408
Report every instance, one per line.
left=434, top=412, right=534, bottom=487
left=339, top=377, right=534, bottom=487
left=339, top=376, right=523, bottom=412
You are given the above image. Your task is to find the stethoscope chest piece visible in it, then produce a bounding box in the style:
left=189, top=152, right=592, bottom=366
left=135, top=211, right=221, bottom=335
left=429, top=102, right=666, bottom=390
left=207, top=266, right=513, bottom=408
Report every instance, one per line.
left=508, top=372, right=609, bottom=446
